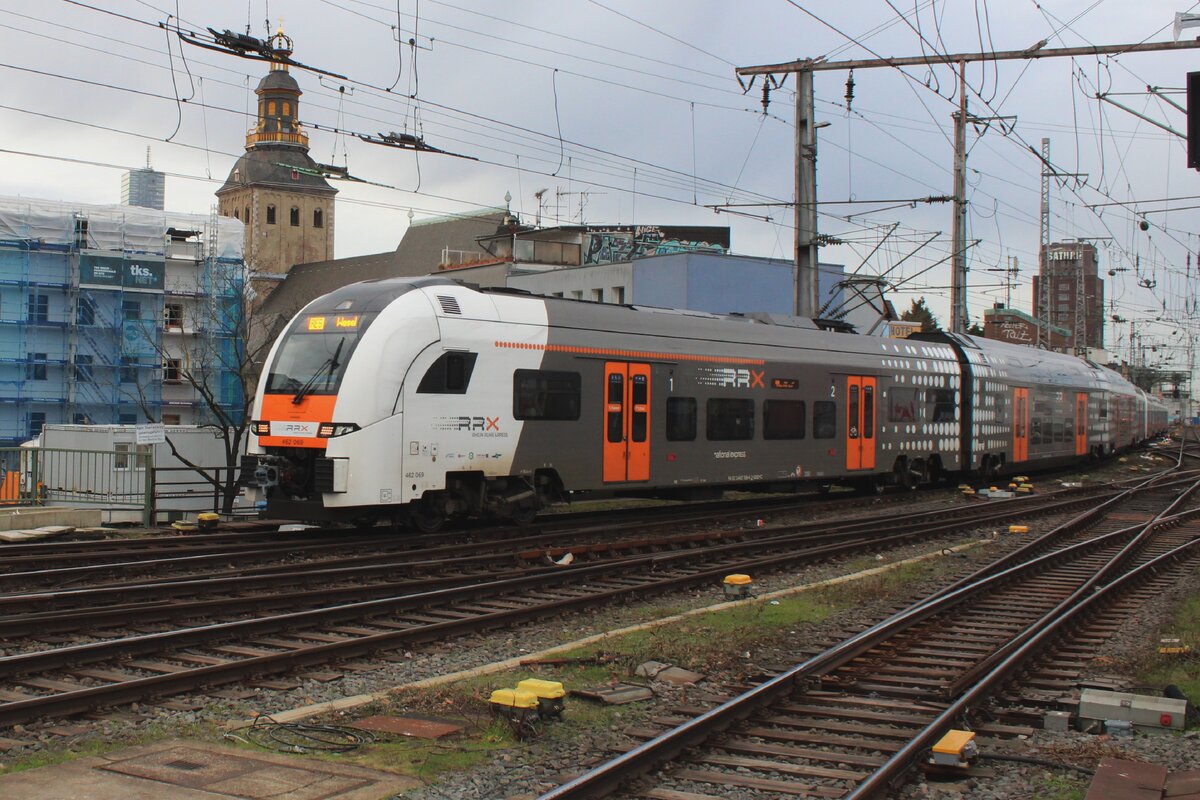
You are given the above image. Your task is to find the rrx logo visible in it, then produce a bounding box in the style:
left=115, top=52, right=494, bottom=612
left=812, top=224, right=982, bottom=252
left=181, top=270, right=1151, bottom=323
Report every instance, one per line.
left=456, top=416, right=500, bottom=431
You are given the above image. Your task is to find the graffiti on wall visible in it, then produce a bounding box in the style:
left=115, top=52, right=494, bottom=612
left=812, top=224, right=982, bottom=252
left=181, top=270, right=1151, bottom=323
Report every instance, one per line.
left=583, top=226, right=728, bottom=265
left=995, top=322, right=1033, bottom=343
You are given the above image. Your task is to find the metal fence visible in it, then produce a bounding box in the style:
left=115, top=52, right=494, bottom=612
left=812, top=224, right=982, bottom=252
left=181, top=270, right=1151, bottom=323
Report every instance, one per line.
left=153, top=464, right=257, bottom=521
left=0, top=446, right=153, bottom=525
left=0, top=447, right=255, bottom=525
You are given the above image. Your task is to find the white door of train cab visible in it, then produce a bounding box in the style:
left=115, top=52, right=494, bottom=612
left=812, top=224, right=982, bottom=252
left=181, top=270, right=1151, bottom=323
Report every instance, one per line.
left=603, top=362, right=651, bottom=483
left=845, top=376, right=876, bottom=471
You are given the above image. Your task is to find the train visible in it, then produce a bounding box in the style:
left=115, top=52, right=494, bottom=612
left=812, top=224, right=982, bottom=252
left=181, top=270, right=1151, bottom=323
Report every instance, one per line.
left=243, top=275, right=1168, bottom=531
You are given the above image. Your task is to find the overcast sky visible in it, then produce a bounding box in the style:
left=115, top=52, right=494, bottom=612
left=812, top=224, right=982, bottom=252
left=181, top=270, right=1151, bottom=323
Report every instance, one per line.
left=2, top=0, right=1198, bottom=367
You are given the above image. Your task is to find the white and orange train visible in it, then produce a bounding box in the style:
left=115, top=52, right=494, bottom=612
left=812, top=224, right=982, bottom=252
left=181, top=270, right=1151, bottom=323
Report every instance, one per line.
left=243, top=277, right=1167, bottom=530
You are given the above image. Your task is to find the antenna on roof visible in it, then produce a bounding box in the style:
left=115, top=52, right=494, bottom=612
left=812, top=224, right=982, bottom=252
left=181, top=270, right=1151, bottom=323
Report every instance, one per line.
left=533, top=188, right=548, bottom=228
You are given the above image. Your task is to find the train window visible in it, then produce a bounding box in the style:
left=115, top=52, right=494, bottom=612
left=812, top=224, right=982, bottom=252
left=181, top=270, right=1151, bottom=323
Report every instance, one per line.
left=862, top=386, right=874, bottom=439
left=631, top=374, right=648, bottom=442
left=417, top=352, right=478, bottom=394
left=889, top=388, right=917, bottom=422
left=763, top=400, right=805, bottom=440
left=1098, top=402, right=1108, bottom=418
left=513, top=370, right=581, bottom=420
left=813, top=401, right=837, bottom=439
left=848, top=386, right=859, bottom=439
left=1030, top=419, right=1042, bottom=445
left=607, top=373, right=624, bottom=443
left=666, top=397, right=696, bottom=441
left=1053, top=422, right=1067, bottom=443
left=928, top=388, right=956, bottom=422
left=706, top=398, right=754, bottom=441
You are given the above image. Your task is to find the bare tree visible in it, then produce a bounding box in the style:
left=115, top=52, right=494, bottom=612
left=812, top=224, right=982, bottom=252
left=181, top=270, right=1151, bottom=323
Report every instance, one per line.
left=128, top=267, right=296, bottom=514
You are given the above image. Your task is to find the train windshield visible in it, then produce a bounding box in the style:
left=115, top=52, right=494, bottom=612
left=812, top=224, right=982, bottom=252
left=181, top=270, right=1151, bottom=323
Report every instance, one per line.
left=265, top=313, right=367, bottom=396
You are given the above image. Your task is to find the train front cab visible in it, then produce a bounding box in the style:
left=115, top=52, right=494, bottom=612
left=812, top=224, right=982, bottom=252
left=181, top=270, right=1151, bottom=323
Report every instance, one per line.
left=245, top=278, right=453, bottom=524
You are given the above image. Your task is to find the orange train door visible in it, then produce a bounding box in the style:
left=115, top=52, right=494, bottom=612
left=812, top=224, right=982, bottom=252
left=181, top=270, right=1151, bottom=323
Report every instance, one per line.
left=1075, top=392, right=1088, bottom=456
left=602, top=362, right=651, bottom=483
left=1013, top=387, right=1029, bottom=462
left=845, top=376, right=876, bottom=471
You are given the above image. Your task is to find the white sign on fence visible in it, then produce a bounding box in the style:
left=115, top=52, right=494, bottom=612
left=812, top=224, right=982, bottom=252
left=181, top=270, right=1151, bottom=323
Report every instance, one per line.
left=135, top=423, right=166, bottom=445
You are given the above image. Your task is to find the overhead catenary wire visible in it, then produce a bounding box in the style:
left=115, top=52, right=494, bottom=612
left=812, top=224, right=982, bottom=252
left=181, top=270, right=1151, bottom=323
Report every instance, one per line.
left=25, top=0, right=1196, bottom=353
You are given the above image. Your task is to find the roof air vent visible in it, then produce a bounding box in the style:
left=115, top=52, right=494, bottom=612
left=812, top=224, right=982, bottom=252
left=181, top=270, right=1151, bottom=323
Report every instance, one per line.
left=436, top=295, right=462, bottom=315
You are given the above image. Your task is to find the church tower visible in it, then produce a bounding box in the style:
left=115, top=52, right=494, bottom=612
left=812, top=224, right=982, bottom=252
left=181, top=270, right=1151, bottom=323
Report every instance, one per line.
left=217, top=30, right=335, bottom=284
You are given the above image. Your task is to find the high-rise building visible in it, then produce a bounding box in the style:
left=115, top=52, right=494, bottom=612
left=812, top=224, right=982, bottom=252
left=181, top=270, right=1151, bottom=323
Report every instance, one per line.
left=216, top=29, right=335, bottom=289
left=121, top=148, right=166, bottom=210
left=1032, top=241, right=1105, bottom=353
left=0, top=197, right=246, bottom=445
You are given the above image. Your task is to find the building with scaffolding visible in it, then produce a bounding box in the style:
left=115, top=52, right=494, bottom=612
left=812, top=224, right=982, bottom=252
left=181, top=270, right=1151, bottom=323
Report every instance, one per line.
left=0, top=197, right=246, bottom=445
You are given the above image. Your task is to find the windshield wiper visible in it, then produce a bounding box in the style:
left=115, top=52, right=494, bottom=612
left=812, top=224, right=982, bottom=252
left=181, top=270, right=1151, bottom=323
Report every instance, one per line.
left=291, top=338, right=345, bottom=405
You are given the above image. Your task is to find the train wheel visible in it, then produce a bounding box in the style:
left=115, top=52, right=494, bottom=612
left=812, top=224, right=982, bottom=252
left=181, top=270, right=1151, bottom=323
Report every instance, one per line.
left=509, top=504, right=539, bottom=525
left=906, top=458, right=927, bottom=490
left=408, top=500, right=446, bottom=533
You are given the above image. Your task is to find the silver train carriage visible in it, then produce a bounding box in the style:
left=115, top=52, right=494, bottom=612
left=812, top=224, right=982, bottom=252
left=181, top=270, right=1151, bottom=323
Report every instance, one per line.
left=243, top=277, right=1167, bottom=530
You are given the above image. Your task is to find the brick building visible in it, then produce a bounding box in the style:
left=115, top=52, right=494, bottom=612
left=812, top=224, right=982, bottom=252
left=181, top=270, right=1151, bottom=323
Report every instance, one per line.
left=1031, top=242, right=1104, bottom=352
left=983, top=305, right=1073, bottom=351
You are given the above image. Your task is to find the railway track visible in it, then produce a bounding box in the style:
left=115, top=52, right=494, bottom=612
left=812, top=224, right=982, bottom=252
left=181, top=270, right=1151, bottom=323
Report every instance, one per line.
left=1, top=477, right=1152, bottom=645
left=0, top=472, right=1151, bottom=730
left=0, top=489, right=969, bottom=587
left=536, top=468, right=1200, bottom=799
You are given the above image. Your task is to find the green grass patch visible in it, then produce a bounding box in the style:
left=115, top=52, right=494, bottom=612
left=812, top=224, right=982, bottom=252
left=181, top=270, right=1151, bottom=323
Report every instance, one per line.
left=563, top=590, right=836, bottom=672
left=1031, top=772, right=1087, bottom=800
left=299, top=676, right=635, bottom=788
left=817, top=557, right=941, bottom=607
left=1134, top=594, right=1200, bottom=703
left=0, top=736, right=124, bottom=776
left=0, top=718, right=225, bottom=776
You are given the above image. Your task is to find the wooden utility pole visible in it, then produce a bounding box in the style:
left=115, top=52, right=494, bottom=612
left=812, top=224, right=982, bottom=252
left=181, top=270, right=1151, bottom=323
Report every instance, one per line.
left=736, top=38, right=1200, bottom=328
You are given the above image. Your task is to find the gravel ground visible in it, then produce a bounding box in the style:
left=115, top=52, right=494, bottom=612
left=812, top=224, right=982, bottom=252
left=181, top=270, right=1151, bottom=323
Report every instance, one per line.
left=0, top=454, right=1190, bottom=800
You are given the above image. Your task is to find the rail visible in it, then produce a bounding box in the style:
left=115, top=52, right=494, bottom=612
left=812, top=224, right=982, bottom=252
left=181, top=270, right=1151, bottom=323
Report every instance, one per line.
left=535, top=465, right=1192, bottom=800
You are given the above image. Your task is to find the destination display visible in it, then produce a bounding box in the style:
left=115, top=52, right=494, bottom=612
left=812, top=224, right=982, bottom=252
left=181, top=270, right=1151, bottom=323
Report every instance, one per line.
left=304, top=314, right=360, bottom=332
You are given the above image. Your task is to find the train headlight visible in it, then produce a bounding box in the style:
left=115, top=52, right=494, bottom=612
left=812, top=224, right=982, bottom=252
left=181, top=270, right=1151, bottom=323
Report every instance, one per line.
left=252, top=420, right=270, bottom=435
left=318, top=422, right=359, bottom=437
